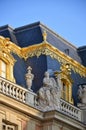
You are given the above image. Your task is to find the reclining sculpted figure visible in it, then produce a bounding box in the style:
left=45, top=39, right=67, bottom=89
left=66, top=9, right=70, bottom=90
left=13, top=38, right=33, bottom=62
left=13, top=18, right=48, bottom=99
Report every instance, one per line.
left=37, top=71, right=62, bottom=110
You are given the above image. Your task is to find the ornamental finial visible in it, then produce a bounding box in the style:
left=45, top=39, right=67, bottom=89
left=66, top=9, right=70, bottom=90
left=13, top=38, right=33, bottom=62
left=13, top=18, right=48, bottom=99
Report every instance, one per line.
left=60, top=63, right=71, bottom=75
left=27, top=66, right=32, bottom=72
left=25, top=66, right=34, bottom=91
left=42, top=30, right=47, bottom=41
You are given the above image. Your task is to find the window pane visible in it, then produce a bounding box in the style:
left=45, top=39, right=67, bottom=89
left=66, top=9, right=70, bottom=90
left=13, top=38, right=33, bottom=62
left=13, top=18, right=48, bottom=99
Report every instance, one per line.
left=1, top=61, right=6, bottom=71
left=7, top=126, right=14, bottom=130
left=2, top=125, right=6, bottom=130
left=0, top=60, right=6, bottom=78
left=2, top=122, right=16, bottom=130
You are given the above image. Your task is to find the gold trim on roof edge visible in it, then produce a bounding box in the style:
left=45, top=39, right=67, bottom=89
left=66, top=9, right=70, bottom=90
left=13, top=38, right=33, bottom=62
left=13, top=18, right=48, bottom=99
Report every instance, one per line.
left=0, top=36, right=86, bottom=77
left=0, top=36, right=17, bottom=82
left=0, top=36, right=21, bottom=58
left=22, top=41, right=86, bottom=77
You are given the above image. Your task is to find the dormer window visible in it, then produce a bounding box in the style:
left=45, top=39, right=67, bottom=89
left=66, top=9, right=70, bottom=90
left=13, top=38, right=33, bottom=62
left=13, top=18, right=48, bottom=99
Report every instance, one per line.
left=65, top=49, right=69, bottom=55
left=55, top=63, right=73, bottom=104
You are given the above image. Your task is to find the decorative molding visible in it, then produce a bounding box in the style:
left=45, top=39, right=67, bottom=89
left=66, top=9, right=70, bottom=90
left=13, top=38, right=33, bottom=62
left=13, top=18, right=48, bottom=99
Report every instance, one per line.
left=0, top=36, right=86, bottom=77
left=22, top=41, right=86, bottom=77
left=55, top=63, right=73, bottom=104
left=42, top=30, right=47, bottom=41
left=0, top=36, right=18, bottom=82
left=0, top=36, right=21, bottom=58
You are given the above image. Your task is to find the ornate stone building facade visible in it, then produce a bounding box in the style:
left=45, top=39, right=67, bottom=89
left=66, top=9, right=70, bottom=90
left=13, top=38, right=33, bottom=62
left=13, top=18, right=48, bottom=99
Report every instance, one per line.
left=0, top=22, right=86, bottom=130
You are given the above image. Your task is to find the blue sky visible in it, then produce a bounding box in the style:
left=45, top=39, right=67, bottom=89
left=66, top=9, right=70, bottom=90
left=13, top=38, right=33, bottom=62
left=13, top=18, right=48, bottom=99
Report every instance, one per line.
left=0, top=0, right=86, bottom=47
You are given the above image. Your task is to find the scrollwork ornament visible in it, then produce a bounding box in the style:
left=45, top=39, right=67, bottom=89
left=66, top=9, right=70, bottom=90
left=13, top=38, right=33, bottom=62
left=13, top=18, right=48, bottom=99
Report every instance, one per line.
left=0, top=36, right=86, bottom=77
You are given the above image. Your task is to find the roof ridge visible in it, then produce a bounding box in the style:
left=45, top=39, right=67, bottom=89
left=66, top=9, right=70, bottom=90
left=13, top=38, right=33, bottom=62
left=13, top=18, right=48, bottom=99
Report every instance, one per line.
left=0, top=24, right=13, bottom=30
left=14, top=21, right=41, bottom=32
left=39, top=23, right=77, bottom=49
left=0, top=22, right=78, bottom=49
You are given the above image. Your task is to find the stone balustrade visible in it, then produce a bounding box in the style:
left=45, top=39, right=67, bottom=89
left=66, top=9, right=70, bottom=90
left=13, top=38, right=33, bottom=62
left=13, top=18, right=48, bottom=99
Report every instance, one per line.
left=0, top=76, right=28, bottom=102
left=0, top=77, right=82, bottom=122
left=60, top=99, right=82, bottom=121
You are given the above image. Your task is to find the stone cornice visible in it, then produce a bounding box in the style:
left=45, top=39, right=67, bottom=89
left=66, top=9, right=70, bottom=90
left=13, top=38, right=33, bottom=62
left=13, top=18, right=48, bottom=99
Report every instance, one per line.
left=0, top=93, right=85, bottom=130
left=43, top=111, right=85, bottom=129
left=0, top=93, right=44, bottom=120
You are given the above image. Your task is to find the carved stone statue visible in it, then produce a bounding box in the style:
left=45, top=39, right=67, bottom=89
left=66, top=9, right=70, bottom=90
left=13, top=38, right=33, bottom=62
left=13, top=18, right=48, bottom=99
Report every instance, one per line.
left=25, top=66, right=34, bottom=91
left=77, top=85, right=86, bottom=104
left=56, top=73, right=62, bottom=91
left=37, top=71, right=62, bottom=110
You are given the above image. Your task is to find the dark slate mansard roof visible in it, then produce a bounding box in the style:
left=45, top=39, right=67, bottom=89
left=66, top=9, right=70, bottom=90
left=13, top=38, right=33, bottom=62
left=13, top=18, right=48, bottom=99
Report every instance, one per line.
left=0, top=22, right=86, bottom=106
left=0, top=21, right=85, bottom=65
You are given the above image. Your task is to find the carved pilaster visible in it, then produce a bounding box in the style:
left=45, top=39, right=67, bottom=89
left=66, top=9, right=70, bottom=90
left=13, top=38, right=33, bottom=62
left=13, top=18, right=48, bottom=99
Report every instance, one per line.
left=26, top=90, right=37, bottom=106
left=0, top=116, right=2, bottom=130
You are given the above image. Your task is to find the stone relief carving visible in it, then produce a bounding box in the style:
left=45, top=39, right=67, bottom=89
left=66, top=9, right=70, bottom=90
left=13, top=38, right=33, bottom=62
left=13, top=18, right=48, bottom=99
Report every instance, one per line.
left=25, top=66, right=34, bottom=91
left=36, top=71, right=62, bottom=110
left=77, top=85, right=86, bottom=104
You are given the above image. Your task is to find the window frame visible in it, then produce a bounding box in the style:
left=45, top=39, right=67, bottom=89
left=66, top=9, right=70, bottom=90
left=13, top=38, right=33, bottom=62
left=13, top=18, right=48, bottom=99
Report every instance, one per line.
left=61, top=79, right=70, bottom=102
left=0, top=54, right=15, bottom=82
left=2, top=121, right=17, bottom=130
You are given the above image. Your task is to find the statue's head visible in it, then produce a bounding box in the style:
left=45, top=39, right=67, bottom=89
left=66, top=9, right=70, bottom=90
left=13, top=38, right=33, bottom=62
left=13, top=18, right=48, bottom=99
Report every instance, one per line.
left=44, top=71, right=49, bottom=77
